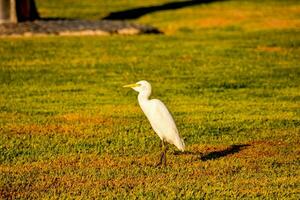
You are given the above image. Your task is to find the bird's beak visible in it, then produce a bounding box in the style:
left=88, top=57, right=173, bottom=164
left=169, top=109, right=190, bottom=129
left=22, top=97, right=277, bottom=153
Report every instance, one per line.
left=123, top=83, right=140, bottom=88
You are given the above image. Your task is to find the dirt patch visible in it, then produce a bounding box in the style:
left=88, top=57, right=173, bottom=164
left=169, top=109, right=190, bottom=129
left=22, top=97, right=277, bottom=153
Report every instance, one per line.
left=5, top=124, right=78, bottom=135
left=253, top=19, right=300, bottom=30
left=57, top=113, right=114, bottom=125
left=196, top=18, right=236, bottom=28
left=256, top=46, right=286, bottom=53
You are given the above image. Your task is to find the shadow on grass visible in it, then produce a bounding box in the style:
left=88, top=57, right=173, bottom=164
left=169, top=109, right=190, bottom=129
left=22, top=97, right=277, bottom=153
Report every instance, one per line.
left=175, top=144, right=250, bottom=161
left=200, top=144, right=250, bottom=161
left=103, top=0, right=225, bottom=20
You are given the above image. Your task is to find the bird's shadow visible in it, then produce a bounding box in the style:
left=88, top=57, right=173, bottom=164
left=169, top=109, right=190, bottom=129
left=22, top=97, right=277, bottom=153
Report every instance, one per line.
left=103, top=0, right=225, bottom=20
left=174, top=144, right=250, bottom=161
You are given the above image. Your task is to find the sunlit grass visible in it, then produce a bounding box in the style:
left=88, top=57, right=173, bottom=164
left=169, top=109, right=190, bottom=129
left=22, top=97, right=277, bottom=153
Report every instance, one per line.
left=1, top=0, right=300, bottom=199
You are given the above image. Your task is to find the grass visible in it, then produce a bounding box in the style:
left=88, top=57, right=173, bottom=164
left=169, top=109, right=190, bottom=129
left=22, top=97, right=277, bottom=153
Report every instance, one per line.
left=1, top=0, right=300, bottom=199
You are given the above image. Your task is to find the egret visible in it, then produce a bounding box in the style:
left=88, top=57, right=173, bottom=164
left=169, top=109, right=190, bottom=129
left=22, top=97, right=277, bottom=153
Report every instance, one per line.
left=123, top=80, right=185, bottom=166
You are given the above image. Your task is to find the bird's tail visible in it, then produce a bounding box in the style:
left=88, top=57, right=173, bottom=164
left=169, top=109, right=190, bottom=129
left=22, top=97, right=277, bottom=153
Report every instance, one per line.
left=174, top=137, right=185, bottom=152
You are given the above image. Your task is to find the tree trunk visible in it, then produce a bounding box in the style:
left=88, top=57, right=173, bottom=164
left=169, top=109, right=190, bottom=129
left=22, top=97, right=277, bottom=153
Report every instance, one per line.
left=0, top=0, right=39, bottom=24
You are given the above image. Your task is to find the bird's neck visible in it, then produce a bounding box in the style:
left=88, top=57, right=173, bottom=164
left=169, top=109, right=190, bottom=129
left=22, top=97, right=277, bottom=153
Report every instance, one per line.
left=138, top=92, right=150, bottom=103
left=138, top=93, right=151, bottom=114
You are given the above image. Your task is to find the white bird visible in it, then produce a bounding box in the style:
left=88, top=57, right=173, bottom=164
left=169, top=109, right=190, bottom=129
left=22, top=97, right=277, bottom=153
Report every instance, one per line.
left=124, top=80, right=185, bottom=166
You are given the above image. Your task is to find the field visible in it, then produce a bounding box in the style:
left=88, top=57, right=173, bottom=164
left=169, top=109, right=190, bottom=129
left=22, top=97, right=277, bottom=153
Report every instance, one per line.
left=1, top=0, right=300, bottom=199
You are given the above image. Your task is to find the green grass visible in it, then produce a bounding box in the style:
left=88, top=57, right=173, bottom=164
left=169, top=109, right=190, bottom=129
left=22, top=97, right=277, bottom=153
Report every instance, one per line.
left=1, top=0, right=300, bottom=199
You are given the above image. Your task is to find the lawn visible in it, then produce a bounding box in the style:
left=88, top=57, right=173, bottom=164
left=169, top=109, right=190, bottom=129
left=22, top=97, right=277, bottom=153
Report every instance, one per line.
left=1, top=0, right=300, bottom=199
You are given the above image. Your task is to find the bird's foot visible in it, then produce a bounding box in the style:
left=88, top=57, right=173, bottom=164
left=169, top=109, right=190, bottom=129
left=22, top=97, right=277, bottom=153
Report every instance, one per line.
left=155, top=161, right=163, bottom=167
left=155, top=153, right=167, bottom=167
left=155, top=161, right=166, bottom=168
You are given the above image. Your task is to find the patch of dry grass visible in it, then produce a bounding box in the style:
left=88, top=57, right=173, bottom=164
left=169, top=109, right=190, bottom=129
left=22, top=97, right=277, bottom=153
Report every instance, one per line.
left=1, top=140, right=299, bottom=198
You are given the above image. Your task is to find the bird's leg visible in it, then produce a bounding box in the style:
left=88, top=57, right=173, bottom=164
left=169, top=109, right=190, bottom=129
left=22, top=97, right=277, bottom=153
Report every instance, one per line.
left=162, top=140, right=167, bottom=166
left=156, top=140, right=167, bottom=167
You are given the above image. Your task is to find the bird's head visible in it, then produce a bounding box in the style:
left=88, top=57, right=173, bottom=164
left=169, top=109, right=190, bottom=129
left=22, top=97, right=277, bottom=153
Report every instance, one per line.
left=123, top=80, right=152, bottom=95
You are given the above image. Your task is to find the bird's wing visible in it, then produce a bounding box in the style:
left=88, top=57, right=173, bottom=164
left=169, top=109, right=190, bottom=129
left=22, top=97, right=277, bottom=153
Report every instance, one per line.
left=145, top=99, right=185, bottom=151
left=148, top=99, right=180, bottom=141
